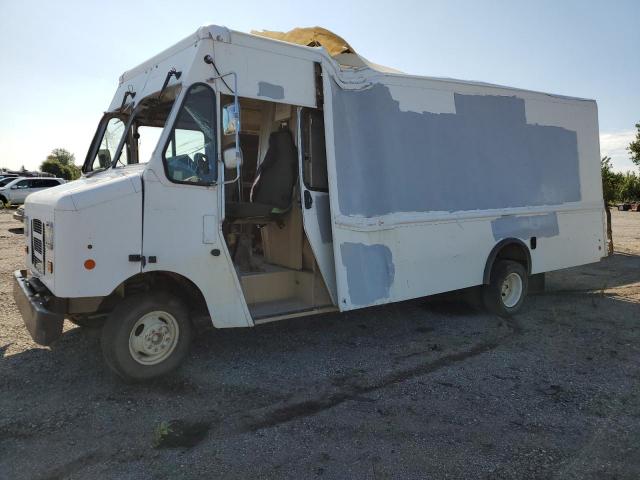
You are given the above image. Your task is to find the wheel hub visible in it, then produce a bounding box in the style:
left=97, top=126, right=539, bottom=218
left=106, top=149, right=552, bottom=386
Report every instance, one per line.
left=500, top=272, right=523, bottom=308
left=129, top=312, right=179, bottom=365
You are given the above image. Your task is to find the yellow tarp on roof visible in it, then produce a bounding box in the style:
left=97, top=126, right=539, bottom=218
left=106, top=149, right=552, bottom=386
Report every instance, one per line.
left=251, top=27, right=355, bottom=57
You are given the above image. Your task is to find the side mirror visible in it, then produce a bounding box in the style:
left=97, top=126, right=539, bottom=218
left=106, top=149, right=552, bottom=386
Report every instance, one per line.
left=222, top=103, right=239, bottom=136
left=10, top=185, right=17, bottom=190
left=223, top=147, right=243, bottom=170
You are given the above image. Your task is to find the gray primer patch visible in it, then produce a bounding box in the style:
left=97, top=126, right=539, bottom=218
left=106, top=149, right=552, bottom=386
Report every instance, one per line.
left=331, top=82, right=581, bottom=217
left=257, top=82, right=284, bottom=100
left=314, top=194, right=333, bottom=243
left=491, top=213, right=559, bottom=241
left=341, top=242, right=395, bottom=306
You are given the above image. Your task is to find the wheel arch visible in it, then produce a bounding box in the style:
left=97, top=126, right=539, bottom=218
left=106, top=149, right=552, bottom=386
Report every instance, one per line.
left=483, top=238, right=531, bottom=284
left=100, top=270, right=211, bottom=328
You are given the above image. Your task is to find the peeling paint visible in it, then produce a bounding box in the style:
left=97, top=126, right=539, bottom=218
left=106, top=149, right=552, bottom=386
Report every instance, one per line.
left=491, top=213, right=559, bottom=241
left=257, top=81, right=285, bottom=100
left=341, top=242, right=395, bottom=306
left=315, top=194, right=333, bottom=244
left=330, top=82, right=581, bottom=217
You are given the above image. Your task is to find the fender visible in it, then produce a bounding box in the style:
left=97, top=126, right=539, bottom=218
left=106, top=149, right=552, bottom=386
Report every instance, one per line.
left=483, top=238, right=531, bottom=284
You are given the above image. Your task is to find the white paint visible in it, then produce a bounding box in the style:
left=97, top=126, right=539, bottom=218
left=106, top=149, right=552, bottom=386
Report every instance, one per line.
left=212, top=40, right=316, bottom=107
left=202, top=215, right=218, bottom=245
left=387, top=84, right=456, bottom=114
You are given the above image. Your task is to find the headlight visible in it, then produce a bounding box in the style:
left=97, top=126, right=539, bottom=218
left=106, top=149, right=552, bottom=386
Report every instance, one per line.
left=45, top=221, right=54, bottom=249
left=24, top=215, right=29, bottom=236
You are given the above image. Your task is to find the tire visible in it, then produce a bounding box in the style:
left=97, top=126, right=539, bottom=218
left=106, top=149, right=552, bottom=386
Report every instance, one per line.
left=68, top=314, right=106, bottom=329
left=101, top=292, right=192, bottom=382
left=482, top=260, right=528, bottom=317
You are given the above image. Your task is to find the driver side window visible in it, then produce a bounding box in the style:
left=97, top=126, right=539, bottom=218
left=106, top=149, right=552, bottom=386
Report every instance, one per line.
left=163, top=84, right=217, bottom=184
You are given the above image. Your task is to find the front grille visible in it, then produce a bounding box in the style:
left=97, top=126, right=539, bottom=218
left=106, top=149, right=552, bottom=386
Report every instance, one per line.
left=33, top=237, right=43, bottom=255
left=32, top=219, right=43, bottom=235
left=31, top=218, right=45, bottom=273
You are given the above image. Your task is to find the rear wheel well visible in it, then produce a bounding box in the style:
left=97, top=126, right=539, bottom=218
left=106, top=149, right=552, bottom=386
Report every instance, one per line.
left=99, top=271, right=210, bottom=327
left=483, top=239, right=531, bottom=284
left=0, top=195, right=7, bottom=204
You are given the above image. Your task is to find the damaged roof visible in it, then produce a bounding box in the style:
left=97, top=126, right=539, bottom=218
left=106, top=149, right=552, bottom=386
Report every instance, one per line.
left=251, top=26, right=355, bottom=56
left=251, top=26, right=402, bottom=73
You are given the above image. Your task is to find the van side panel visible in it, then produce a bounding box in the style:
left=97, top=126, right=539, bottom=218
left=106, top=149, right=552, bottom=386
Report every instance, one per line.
left=322, top=73, right=604, bottom=310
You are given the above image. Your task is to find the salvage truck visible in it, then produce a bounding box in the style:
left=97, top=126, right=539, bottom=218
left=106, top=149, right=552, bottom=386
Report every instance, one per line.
left=13, top=26, right=605, bottom=381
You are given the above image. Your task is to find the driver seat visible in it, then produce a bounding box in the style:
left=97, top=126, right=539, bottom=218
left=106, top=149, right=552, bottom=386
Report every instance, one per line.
left=226, top=128, right=298, bottom=221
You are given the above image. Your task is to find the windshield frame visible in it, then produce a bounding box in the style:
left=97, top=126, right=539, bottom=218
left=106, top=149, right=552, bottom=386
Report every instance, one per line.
left=83, top=85, right=185, bottom=175
left=82, top=111, right=132, bottom=174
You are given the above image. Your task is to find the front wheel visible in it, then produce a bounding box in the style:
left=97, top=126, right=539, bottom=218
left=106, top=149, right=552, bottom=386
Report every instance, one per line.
left=482, top=260, right=528, bottom=317
left=101, top=292, right=192, bottom=382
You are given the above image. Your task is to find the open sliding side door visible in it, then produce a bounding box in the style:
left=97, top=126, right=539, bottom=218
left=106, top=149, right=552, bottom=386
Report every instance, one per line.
left=298, top=107, right=337, bottom=305
left=322, top=74, right=400, bottom=312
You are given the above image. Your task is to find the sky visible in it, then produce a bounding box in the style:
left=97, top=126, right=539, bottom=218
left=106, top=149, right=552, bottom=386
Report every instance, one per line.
left=0, top=0, right=638, bottom=172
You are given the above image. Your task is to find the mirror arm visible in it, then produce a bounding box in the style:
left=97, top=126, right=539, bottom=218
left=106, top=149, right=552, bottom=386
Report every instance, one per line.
left=205, top=66, right=241, bottom=188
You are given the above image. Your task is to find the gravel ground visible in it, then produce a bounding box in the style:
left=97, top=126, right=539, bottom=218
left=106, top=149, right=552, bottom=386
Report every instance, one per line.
left=1, top=209, right=639, bottom=479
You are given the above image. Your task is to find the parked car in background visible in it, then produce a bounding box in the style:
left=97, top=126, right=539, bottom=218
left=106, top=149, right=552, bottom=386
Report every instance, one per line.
left=0, top=177, right=18, bottom=187
left=0, top=177, right=65, bottom=206
left=13, top=205, right=25, bottom=222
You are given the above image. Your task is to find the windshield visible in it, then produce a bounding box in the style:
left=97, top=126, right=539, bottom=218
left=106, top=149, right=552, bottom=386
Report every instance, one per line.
left=83, top=86, right=180, bottom=174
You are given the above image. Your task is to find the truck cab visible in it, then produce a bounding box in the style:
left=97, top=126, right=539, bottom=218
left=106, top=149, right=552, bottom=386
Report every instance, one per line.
left=14, top=26, right=338, bottom=381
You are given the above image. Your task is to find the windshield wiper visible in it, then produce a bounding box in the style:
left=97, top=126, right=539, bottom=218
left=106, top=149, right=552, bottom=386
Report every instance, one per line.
left=158, top=68, right=182, bottom=101
left=120, top=90, right=136, bottom=111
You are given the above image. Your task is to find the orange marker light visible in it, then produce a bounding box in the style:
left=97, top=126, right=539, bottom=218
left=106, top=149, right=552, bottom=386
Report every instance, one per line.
left=84, top=259, right=96, bottom=270
left=47, top=261, right=54, bottom=274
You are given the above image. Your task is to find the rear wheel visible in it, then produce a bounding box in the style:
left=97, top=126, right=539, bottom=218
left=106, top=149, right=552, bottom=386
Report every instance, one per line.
left=482, top=260, right=528, bottom=317
left=101, top=292, right=192, bottom=382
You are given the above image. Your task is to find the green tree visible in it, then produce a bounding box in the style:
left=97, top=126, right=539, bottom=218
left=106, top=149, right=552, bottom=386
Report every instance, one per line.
left=618, top=171, right=640, bottom=201
left=41, top=148, right=81, bottom=181
left=601, top=156, right=621, bottom=255
left=629, top=122, right=640, bottom=168
left=601, top=156, right=621, bottom=204
left=46, top=148, right=75, bottom=166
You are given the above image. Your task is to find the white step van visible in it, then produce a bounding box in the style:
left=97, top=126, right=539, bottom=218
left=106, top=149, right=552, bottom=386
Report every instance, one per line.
left=13, top=26, right=606, bottom=381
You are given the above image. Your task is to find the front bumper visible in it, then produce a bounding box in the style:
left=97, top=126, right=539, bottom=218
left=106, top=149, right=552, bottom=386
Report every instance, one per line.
left=13, top=270, right=64, bottom=345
